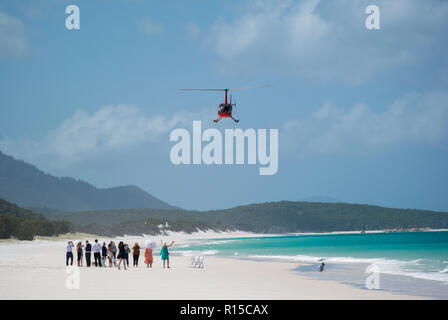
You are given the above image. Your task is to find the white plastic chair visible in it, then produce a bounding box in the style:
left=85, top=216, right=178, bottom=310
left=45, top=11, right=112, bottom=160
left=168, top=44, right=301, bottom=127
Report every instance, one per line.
left=190, top=256, right=204, bottom=268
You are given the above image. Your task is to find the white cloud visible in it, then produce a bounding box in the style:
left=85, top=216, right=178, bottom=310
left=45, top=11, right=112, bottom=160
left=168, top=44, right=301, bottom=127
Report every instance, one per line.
left=138, top=17, right=164, bottom=35
left=283, top=91, right=448, bottom=156
left=3, top=94, right=447, bottom=168
left=0, top=105, right=208, bottom=166
left=207, top=0, right=448, bottom=83
left=0, top=11, right=28, bottom=57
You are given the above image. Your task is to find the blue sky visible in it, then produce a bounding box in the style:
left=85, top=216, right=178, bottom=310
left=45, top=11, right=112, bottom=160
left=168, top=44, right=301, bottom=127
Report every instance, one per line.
left=1, top=0, right=448, bottom=211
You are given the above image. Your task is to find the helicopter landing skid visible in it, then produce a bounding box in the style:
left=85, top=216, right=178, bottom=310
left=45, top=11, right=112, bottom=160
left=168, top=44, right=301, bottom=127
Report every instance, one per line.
left=213, top=117, right=239, bottom=123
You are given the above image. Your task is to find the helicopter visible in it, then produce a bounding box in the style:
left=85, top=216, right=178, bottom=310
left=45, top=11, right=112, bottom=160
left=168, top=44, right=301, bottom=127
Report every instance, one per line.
left=179, top=85, right=273, bottom=123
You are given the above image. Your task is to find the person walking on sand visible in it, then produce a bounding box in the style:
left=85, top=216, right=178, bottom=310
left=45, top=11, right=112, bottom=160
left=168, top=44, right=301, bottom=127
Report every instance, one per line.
left=144, top=246, right=153, bottom=268
left=117, top=241, right=127, bottom=270
left=160, top=240, right=174, bottom=269
left=66, top=241, right=74, bottom=266
left=92, top=239, right=102, bottom=267
left=124, top=243, right=130, bottom=268
left=107, top=242, right=112, bottom=267
left=132, top=242, right=140, bottom=267
left=101, top=242, right=108, bottom=267
left=111, top=241, right=117, bottom=261
left=107, top=241, right=116, bottom=267
left=76, top=241, right=84, bottom=267
left=85, top=240, right=92, bottom=267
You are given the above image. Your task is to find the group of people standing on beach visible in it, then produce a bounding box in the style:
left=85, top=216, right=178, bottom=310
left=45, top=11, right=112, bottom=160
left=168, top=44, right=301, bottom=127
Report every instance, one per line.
left=65, top=239, right=175, bottom=270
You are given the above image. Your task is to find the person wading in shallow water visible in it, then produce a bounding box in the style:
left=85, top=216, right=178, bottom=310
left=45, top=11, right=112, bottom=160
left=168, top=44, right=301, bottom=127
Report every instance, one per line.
left=319, top=262, right=325, bottom=272
left=160, top=240, right=175, bottom=269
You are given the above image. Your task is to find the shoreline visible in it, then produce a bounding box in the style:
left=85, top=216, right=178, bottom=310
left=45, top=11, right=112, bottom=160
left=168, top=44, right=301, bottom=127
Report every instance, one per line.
left=170, top=230, right=448, bottom=299
left=224, top=255, right=447, bottom=300
left=0, top=232, right=438, bottom=299
left=2, top=227, right=446, bottom=245
left=0, top=249, right=423, bottom=300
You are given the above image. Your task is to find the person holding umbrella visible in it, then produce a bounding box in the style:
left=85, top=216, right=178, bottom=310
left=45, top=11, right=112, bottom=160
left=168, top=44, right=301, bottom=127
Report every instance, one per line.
left=145, top=239, right=156, bottom=268
left=160, top=240, right=175, bottom=269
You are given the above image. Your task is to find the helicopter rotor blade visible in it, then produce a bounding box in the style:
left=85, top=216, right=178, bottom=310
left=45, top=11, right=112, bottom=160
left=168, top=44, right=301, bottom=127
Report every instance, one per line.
left=178, top=88, right=227, bottom=91
left=179, top=85, right=274, bottom=92
left=228, top=85, right=274, bottom=91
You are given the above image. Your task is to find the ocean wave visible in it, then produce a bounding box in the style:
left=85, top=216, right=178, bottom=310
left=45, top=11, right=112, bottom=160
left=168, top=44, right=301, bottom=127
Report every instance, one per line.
left=195, top=239, right=240, bottom=246
left=378, top=268, right=448, bottom=283
left=174, top=239, right=240, bottom=249
left=172, top=249, right=218, bottom=256
left=175, top=244, right=192, bottom=248
left=248, top=254, right=448, bottom=283
left=248, top=254, right=390, bottom=264
left=438, top=267, right=448, bottom=274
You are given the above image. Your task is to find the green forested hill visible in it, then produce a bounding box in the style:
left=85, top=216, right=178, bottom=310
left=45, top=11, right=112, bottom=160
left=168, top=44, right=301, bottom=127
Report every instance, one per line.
left=41, top=201, right=448, bottom=236
left=0, top=198, right=44, bottom=220
left=0, top=198, right=73, bottom=240
left=0, top=150, right=177, bottom=211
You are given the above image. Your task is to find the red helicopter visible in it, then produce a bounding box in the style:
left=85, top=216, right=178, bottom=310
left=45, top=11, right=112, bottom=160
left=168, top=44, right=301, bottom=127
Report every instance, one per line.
left=179, top=85, right=273, bottom=123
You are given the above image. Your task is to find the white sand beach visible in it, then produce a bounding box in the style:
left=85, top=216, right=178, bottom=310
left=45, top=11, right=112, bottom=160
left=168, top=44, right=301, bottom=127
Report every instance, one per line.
left=0, top=232, right=425, bottom=300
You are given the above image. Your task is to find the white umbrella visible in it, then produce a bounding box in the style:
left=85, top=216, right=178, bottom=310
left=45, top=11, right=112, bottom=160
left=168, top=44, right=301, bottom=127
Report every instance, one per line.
left=146, top=239, right=157, bottom=249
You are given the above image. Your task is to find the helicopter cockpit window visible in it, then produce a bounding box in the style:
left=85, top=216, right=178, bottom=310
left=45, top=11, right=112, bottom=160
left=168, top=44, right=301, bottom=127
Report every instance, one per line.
left=218, top=103, right=232, bottom=114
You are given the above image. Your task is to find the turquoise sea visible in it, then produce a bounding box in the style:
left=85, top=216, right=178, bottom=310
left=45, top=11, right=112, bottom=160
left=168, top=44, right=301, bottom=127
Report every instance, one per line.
left=172, top=231, right=448, bottom=297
